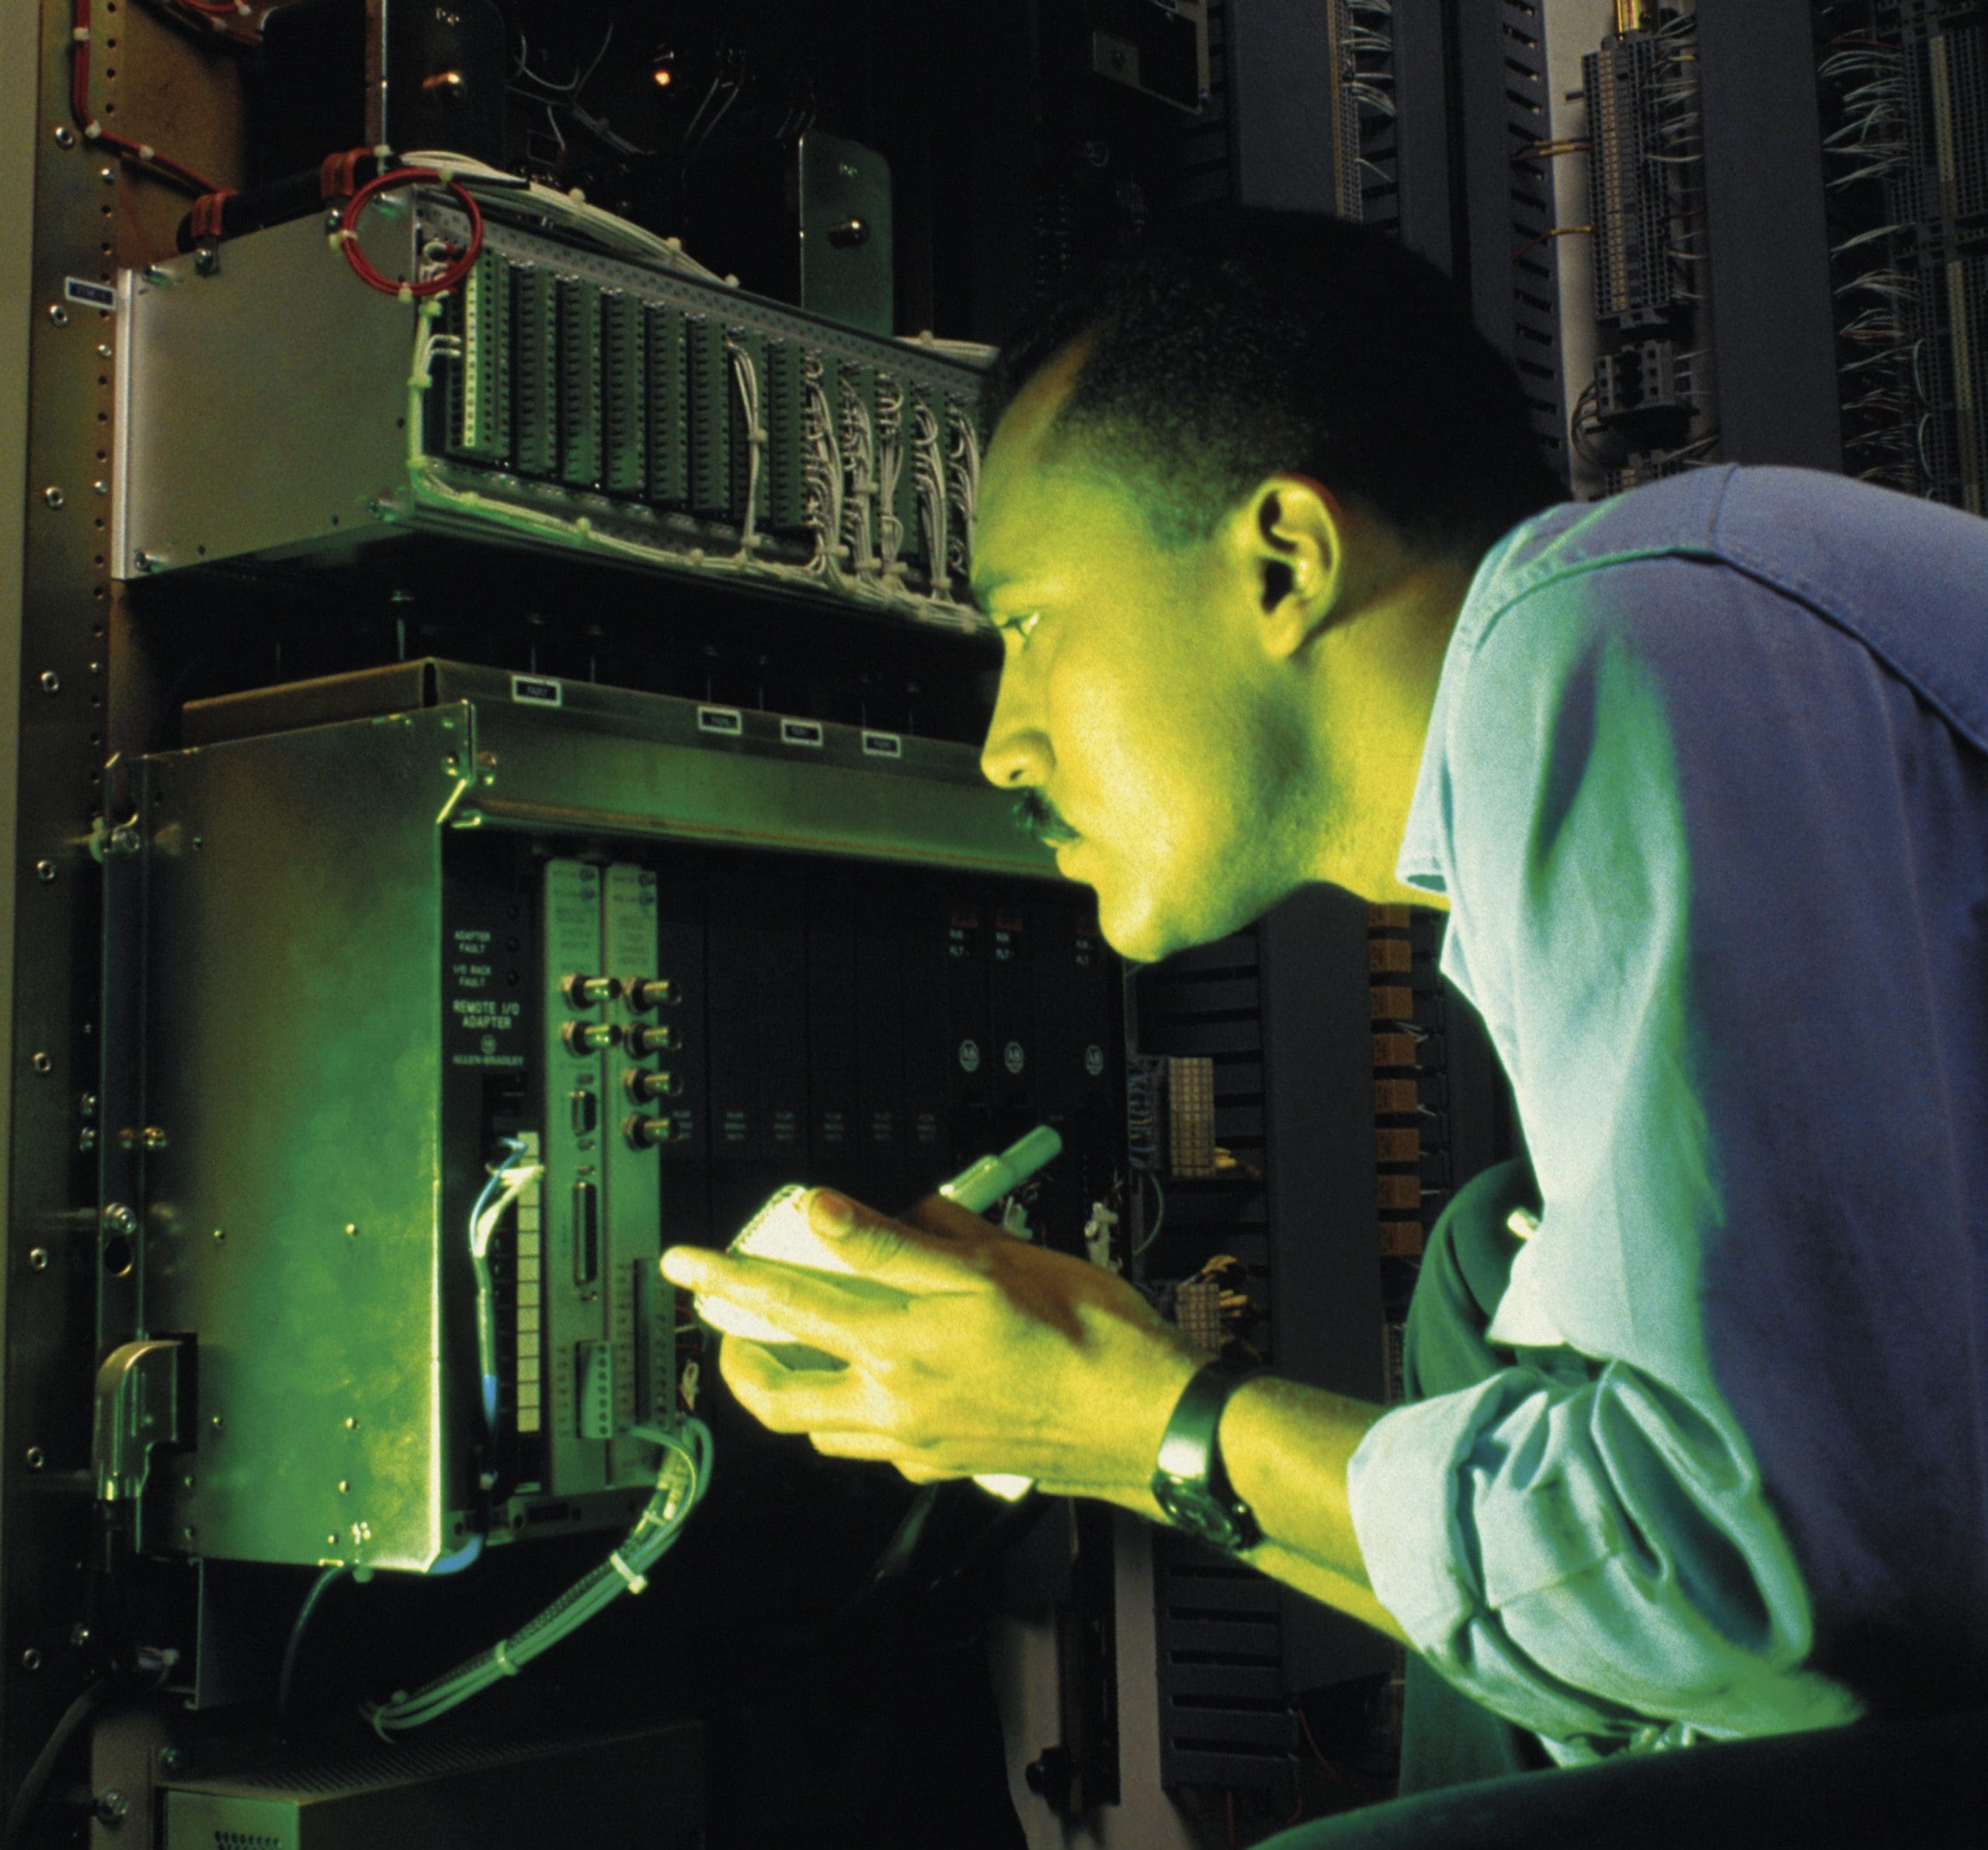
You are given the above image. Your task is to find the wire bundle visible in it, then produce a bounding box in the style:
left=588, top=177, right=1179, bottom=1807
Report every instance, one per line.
left=800, top=356, right=848, bottom=584
left=333, top=165, right=486, bottom=301
left=1816, top=31, right=1934, bottom=493
left=367, top=1417, right=713, bottom=1737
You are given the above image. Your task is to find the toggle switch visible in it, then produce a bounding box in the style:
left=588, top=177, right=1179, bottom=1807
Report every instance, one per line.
left=561, top=974, right=624, bottom=1009
left=625, top=978, right=678, bottom=1012
left=624, top=1115, right=679, bottom=1150
left=624, top=1068, right=682, bottom=1103
left=627, top=1021, right=678, bottom=1056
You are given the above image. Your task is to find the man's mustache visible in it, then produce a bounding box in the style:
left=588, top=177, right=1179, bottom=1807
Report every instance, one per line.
left=1013, top=791, right=1079, bottom=846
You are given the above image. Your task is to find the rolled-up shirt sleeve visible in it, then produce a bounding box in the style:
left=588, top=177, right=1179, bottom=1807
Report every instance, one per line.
left=1346, top=558, right=1865, bottom=1757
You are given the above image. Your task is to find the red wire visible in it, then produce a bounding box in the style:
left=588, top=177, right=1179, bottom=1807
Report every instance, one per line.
left=71, top=0, right=223, bottom=194
left=334, top=167, right=486, bottom=300
left=1297, top=1704, right=1347, bottom=1781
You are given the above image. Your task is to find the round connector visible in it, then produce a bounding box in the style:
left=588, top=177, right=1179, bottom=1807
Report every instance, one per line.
left=561, top=1020, right=624, bottom=1055
left=627, top=1021, right=679, bottom=1056
left=624, top=1067, right=682, bottom=1103
left=624, top=1114, right=679, bottom=1150
left=560, top=974, right=624, bottom=1010
left=626, top=977, right=678, bottom=1012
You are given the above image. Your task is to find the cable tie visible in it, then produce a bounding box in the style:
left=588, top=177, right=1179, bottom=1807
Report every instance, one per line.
left=492, top=1639, right=521, bottom=1678
left=608, top=1551, right=648, bottom=1595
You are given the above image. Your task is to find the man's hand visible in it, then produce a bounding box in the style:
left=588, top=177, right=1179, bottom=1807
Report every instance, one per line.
left=661, top=1190, right=1203, bottom=1509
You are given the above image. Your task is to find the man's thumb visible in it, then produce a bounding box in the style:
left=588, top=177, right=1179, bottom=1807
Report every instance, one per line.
left=808, top=1189, right=862, bottom=1239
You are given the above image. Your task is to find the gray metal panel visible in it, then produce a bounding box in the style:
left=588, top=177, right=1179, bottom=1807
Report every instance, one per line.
left=1391, top=0, right=1458, bottom=273
left=1256, top=885, right=1393, bottom=1689
left=1453, top=0, right=1520, bottom=356
left=0, top=0, right=33, bottom=1803
left=1224, top=0, right=1340, bottom=212
left=463, top=711, right=1051, bottom=875
left=162, top=1718, right=703, bottom=1850
left=144, top=710, right=454, bottom=1571
left=799, top=131, right=894, bottom=336
left=1696, top=1, right=1844, bottom=471
left=186, top=658, right=1051, bottom=878
left=116, top=212, right=415, bottom=577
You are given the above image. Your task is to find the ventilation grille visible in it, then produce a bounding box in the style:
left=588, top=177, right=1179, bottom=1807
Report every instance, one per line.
left=1500, top=0, right=1570, bottom=477
left=214, top=1836, right=283, bottom=1850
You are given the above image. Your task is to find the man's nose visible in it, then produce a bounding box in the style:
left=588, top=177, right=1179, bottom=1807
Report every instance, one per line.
left=979, top=669, right=1051, bottom=790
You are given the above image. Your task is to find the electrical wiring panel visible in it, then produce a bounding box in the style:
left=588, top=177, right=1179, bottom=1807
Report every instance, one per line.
left=127, top=660, right=1121, bottom=1577
left=1569, top=5, right=1721, bottom=495
left=116, top=194, right=990, bottom=629
left=1326, top=0, right=1400, bottom=228
left=1467, top=2, right=1721, bottom=499
left=1816, top=1, right=1988, bottom=509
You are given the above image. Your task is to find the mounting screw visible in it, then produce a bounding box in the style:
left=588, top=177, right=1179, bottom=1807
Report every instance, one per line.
left=102, top=1203, right=138, bottom=1237
left=108, top=823, right=141, bottom=857
left=93, top=478, right=109, bottom=496
left=142, top=1126, right=169, bottom=1152
left=133, top=551, right=159, bottom=573
left=344, top=1222, right=359, bottom=1237
left=210, top=1416, right=224, bottom=1433
left=47, top=304, right=68, bottom=327
left=193, top=245, right=220, bottom=276
left=81, top=1092, right=97, bottom=1118
left=96, top=343, right=111, bottom=359
left=78, top=1126, right=97, bottom=1153
left=99, top=165, right=114, bottom=184
left=344, top=1417, right=358, bottom=1430
left=34, top=861, right=55, bottom=883
left=41, top=488, right=64, bottom=510
left=337, top=1480, right=349, bottom=1494
left=211, top=1227, right=224, bottom=1242
left=30, top=1052, right=52, bottom=1076
left=39, top=672, right=60, bottom=695
left=23, top=1447, right=45, bottom=1471
left=70, top=1623, right=92, bottom=1650
left=54, top=125, right=76, bottom=148
left=27, top=1250, right=49, bottom=1271
left=158, top=1747, right=186, bottom=1775
left=19, top=1649, right=42, bottom=1672
left=92, top=1789, right=129, bottom=1823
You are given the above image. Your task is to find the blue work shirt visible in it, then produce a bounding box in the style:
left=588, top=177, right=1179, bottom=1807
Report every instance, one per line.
left=1346, top=465, right=1988, bottom=1761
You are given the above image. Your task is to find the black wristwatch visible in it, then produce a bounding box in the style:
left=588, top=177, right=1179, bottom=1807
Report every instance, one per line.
left=1150, top=1358, right=1266, bottom=1553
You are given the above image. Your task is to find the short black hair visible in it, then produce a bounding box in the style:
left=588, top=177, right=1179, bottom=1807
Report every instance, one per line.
left=987, top=209, right=1565, bottom=560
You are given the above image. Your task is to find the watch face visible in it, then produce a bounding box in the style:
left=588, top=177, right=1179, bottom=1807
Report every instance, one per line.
left=1154, top=1474, right=1246, bottom=1550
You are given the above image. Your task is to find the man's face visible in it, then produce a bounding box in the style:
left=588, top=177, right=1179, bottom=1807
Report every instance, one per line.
left=974, top=367, right=1322, bottom=963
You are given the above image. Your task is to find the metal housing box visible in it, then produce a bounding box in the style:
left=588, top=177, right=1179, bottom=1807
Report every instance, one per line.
left=139, top=664, right=1055, bottom=1572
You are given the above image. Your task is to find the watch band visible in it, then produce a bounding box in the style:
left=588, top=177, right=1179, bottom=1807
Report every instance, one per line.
left=1150, top=1358, right=1266, bottom=1553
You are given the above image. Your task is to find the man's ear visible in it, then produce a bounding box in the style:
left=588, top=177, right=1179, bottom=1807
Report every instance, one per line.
left=1219, top=475, right=1348, bottom=659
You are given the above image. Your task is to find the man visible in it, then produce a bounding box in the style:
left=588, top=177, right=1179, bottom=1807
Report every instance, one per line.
left=661, top=212, right=1988, bottom=1831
